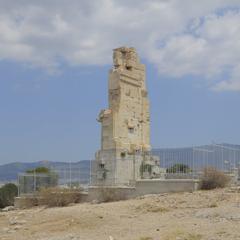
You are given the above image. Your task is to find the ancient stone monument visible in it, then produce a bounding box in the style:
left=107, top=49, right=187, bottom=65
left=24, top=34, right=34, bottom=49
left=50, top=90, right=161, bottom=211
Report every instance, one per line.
left=91, top=47, right=160, bottom=186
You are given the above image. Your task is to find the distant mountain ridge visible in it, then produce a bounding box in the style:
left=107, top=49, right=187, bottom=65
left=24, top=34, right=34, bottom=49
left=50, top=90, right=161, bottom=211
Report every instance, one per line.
left=0, top=160, right=90, bottom=183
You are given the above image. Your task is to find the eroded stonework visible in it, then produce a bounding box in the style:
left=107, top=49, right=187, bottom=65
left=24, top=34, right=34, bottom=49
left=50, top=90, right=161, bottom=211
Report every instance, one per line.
left=91, top=47, right=160, bottom=185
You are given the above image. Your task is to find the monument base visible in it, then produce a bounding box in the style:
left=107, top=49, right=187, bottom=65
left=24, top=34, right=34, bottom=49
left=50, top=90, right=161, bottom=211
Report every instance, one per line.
left=91, top=149, right=164, bottom=186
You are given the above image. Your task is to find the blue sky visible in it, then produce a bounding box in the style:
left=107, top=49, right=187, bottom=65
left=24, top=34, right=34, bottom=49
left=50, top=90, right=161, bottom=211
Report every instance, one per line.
left=0, top=1, right=240, bottom=164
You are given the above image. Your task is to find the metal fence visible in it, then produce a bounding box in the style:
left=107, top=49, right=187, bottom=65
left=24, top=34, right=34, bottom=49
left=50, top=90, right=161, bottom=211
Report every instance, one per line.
left=18, top=172, right=58, bottom=195
left=18, top=166, right=90, bottom=196
left=18, top=143, right=240, bottom=194
left=90, top=143, right=240, bottom=185
left=152, top=143, right=240, bottom=180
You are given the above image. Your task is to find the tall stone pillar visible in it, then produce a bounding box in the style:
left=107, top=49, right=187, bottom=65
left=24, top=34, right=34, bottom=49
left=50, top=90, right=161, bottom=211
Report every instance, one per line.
left=91, top=47, right=160, bottom=186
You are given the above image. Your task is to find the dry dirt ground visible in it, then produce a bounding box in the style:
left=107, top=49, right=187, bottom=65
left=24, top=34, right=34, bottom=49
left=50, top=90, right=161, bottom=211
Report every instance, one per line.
left=0, top=188, right=240, bottom=240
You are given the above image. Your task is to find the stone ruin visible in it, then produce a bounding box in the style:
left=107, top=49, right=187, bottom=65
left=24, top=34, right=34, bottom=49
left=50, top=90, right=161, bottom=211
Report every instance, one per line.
left=91, top=46, right=162, bottom=186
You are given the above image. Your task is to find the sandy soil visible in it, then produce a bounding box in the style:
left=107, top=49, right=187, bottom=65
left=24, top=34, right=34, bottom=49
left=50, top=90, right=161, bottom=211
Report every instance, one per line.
left=0, top=188, right=240, bottom=240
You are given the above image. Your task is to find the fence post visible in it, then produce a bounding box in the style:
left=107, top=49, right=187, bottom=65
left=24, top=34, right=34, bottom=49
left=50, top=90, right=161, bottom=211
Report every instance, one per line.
left=192, top=147, right=194, bottom=179
left=34, top=170, right=36, bottom=193
left=18, top=174, right=20, bottom=197
left=69, top=161, right=72, bottom=188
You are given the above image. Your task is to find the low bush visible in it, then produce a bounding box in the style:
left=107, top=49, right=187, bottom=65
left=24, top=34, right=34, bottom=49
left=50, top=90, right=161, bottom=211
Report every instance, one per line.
left=166, top=163, right=191, bottom=173
left=200, top=167, right=230, bottom=190
left=0, top=183, right=18, bottom=208
left=38, top=187, right=81, bottom=207
left=99, top=187, right=127, bottom=202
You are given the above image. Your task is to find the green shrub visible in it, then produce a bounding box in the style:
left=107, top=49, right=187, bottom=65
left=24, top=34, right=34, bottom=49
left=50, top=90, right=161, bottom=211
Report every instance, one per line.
left=0, top=183, right=18, bottom=208
left=166, top=163, right=191, bottom=173
left=26, top=167, right=50, bottom=174
left=200, top=167, right=230, bottom=190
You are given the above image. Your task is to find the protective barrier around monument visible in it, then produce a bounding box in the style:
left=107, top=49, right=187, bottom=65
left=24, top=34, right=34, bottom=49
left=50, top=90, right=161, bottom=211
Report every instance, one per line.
left=18, top=172, right=58, bottom=195
left=18, top=167, right=90, bottom=196
left=17, top=144, right=240, bottom=193
left=90, top=144, right=240, bottom=186
left=152, top=144, right=240, bottom=181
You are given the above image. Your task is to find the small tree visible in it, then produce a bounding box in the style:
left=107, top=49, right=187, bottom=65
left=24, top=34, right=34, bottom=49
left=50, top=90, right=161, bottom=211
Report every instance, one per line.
left=166, top=163, right=191, bottom=173
left=0, top=183, right=18, bottom=208
left=26, top=167, right=50, bottom=174
left=20, top=167, right=58, bottom=193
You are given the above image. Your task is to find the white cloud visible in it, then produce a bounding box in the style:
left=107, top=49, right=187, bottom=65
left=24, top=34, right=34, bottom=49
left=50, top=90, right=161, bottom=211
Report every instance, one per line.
left=151, top=10, right=240, bottom=91
left=0, top=0, right=240, bottom=90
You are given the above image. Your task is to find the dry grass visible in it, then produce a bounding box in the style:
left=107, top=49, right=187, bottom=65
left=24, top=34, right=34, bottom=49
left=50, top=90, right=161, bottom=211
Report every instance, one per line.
left=147, top=206, right=169, bottom=213
left=135, top=203, right=169, bottom=213
left=164, top=230, right=202, bottom=240
left=209, top=202, right=218, bottom=208
left=139, top=237, right=153, bottom=240
left=38, top=187, right=82, bottom=207
left=98, top=187, right=127, bottom=202
left=4, top=188, right=240, bottom=240
left=200, top=167, right=230, bottom=190
left=187, top=234, right=203, bottom=240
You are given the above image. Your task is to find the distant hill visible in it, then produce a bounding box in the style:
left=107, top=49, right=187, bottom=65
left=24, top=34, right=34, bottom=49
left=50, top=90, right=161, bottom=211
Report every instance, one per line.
left=0, top=160, right=91, bottom=183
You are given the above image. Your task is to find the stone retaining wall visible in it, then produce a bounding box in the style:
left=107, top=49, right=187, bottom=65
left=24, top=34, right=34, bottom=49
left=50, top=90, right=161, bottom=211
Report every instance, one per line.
left=88, top=179, right=200, bottom=201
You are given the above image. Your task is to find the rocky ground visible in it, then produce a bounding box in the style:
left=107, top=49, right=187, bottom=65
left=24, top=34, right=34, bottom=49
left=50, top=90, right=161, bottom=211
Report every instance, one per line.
left=0, top=187, right=240, bottom=240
